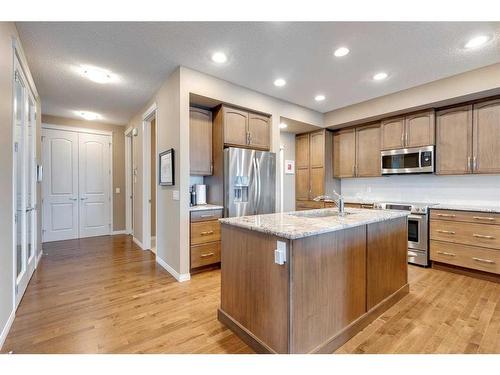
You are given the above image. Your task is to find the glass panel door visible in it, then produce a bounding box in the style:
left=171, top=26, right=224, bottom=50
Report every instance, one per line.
left=13, top=60, right=37, bottom=308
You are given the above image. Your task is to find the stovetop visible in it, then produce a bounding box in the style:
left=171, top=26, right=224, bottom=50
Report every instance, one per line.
left=373, top=201, right=439, bottom=214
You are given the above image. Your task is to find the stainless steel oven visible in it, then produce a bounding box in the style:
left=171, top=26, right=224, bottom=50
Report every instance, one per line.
left=381, top=145, right=434, bottom=175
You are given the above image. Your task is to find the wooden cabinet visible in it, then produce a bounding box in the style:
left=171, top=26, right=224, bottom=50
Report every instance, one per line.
left=190, top=209, right=223, bottom=272
left=436, top=99, right=500, bottom=175
left=333, top=129, right=356, bottom=178
left=436, top=105, right=473, bottom=175
left=221, top=105, right=270, bottom=150
left=333, top=123, right=380, bottom=178
left=473, top=98, right=500, bottom=174
left=189, top=107, right=213, bottom=175
left=430, top=209, right=500, bottom=277
left=295, top=130, right=335, bottom=209
left=381, top=110, right=435, bottom=150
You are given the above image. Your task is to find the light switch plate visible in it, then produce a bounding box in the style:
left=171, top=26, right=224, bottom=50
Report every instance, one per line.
left=172, top=190, right=180, bottom=201
left=115, top=187, right=121, bottom=194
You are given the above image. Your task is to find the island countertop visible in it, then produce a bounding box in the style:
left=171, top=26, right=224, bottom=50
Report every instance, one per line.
left=219, top=207, right=409, bottom=240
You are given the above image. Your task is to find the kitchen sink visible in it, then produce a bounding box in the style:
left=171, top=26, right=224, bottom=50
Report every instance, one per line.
left=290, top=210, right=352, bottom=218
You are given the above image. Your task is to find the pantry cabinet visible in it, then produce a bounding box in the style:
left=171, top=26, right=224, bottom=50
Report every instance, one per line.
left=381, top=110, right=435, bottom=150
left=190, top=107, right=213, bottom=175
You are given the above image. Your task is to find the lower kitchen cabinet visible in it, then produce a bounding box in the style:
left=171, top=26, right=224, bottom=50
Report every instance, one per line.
left=190, top=209, right=223, bottom=272
left=430, top=209, right=500, bottom=277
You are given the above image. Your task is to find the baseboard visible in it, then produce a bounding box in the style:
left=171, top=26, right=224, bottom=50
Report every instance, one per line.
left=132, top=236, right=144, bottom=250
left=0, top=309, right=15, bottom=351
left=36, top=249, right=43, bottom=268
left=112, top=230, right=127, bottom=235
left=156, top=256, right=191, bottom=282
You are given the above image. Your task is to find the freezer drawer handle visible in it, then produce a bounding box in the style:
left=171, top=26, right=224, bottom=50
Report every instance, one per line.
left=472, top=257, right=495, bottom=264
left=437, top=251, right=456, bottom=257
left=200, top=252, right=215, bottom=258
left=437, top=230, right=455, bottom=235
left=472, top=234, right=495, bottom=239
left=200, top=230, right=214, bottom=235
left=473, top=216, right=495, bottom=221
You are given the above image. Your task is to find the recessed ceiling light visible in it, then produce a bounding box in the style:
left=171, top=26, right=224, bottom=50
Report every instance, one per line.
left=373, top=72, right=388, bottom=81
left=274, top=78, right=286, bottom=87
left=279, top=122, right=288, bottom=129
left=79, top=65, right=116, bottom=84
left=334, top=47, right=350, bottom=57
left=465, top=35, right=489, bottom=49
left=315, top=95, right=326, bottom=102
left=211, top=52, right=227, bottom=63
left=76, top=111, right=101, bottom=121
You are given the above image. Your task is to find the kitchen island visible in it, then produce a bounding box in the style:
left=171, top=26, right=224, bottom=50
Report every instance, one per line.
left=218, top=208, right=409, bottom=354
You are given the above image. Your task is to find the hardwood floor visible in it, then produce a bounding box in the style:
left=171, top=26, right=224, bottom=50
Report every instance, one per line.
left=2, top=235, right=499, bottom=354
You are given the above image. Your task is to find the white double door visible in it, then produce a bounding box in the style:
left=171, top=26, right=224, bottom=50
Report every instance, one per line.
left=42, top=128, right=112, bottom=242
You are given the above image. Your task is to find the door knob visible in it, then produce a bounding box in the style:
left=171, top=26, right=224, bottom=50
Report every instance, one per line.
left=80, top=197, right=88, bottom=200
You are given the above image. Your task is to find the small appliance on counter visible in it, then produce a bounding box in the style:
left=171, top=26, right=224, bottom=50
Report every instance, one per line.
left=195, top=184, right=207, bottom=205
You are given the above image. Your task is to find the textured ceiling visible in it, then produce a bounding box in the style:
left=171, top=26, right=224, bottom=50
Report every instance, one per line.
left=16, top=22, right=500, bottom=125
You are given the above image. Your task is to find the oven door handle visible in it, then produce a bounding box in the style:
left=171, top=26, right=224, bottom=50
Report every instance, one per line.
left=408, top=214, right=424, bottom=221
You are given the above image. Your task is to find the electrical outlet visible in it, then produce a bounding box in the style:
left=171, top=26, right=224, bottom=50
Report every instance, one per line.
left=172, top=190, right=180, bottom=201
left=274, top=241, right=287, bottom=265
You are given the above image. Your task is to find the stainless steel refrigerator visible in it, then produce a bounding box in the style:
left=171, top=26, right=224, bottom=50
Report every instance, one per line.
left=224, top=147, right=276, bottom=217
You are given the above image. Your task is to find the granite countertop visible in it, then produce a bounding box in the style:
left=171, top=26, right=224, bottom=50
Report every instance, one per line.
left=433, top=203, right=500, bottom=214
left=219, top=208, right=408, bottom=240
left=189, top=204, right=224, bottom=212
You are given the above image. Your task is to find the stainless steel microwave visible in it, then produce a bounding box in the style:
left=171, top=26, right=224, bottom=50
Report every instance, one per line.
left=381, top=145, right=434, bottom=175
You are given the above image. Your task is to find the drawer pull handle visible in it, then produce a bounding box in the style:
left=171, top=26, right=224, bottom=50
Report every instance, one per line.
left=437, top=230, right=455, bottom=235
left=472, top=234, right=495, bottom=239
left=437, top=214, right=456, bottom=218
left=200, top=214, right=214, bottom=218
left=437, top=251, right=456, bottom=257
left=200, top=230, right=214, bottom=235
left=472, top=257, right=495, bottom=264
left=200, top=252, right=215, bottom=258
left=473, top=216, right=495, bottom=221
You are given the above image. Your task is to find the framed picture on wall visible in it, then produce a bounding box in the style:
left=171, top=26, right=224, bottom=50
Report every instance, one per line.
left=159, top=148, right=175, bottom=186
left=285, top=160, right=295, bottom=175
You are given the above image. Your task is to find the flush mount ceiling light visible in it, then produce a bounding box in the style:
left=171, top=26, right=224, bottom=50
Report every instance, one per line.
left=79, top=65, right=116, bottom=84
left=314, top=94, right=326, bottom=102
left=279, top=122, right=288, bottom=129
left=274, top=78, right=286, bottom=87
left=465, top=35, right=489, bottom=49
left=76, top=111, right=101, bottom=121
left=373, top=72, right=388, bottom=81
left=334, top=47, right=350, bottom=57
left=211, top=51, right=228, bottom=63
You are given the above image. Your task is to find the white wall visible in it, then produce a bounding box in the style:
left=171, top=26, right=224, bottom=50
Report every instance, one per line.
left=341, top=174, right=500, bottom=207
left=280, top=132, right=296, bottom=212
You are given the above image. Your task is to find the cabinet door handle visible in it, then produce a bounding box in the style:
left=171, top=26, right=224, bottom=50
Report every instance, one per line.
left=473, top=216, right=495, bottom=221
left=200, top=230, right=214, bottom=235
left=437, top=213, right=456, bottom=218
left=473, top=156, right=477, bottom=171
left=200, top=252, right=215, bottom=258
left=69, top=197, right=78, bottom=201
left=472, top=257, right=495, bottom=264
left=472, top=234, right=495, bottom=239
left=437, top=230, right=455, bottom=235
left=437, top=251, right=456, bottom=257
left=467, top=156, right=471, bottom=172
left=200, top=214, right=214, bottom=218
left=401, top=131, right=405, bottom=147
left=405, top=131, right=409, bottom=146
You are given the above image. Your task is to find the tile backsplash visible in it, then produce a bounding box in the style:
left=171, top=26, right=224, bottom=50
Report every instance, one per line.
left=341, top=174, right=500, bottom=206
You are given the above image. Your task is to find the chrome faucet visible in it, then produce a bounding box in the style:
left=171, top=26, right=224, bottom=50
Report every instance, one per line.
left=313, top=191, right=345, bottom=216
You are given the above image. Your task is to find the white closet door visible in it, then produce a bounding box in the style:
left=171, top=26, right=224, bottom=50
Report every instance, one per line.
left=78, top=133, right=111, bottom=238
left=42, top=129, right=79, bottom=242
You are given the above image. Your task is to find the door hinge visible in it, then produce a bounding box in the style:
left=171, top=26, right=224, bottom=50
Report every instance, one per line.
left=14, top=213, right=17, bottom=224
left=41, top=135, right=46, bottom=142
left=14, top=71, right=19, bottom=82
left=14, top=142, right=18, bottom=152
left=15, top=285, right=18, bottom=294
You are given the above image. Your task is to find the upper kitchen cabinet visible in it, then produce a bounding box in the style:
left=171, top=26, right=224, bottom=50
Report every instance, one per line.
left=381, top=110, right=435, bottom=150
left=190, top=107, right=213, bottom=175
left=473, top=98, right=500, bottom=174
left=381, top=117, right=405, bottom=150
left=436, top=99, right=500, bottom=175
left=333, top=129, right=356, bottom=178
left=220, top=105, right=271, bottom=150
left=333, top=123, right=381, bottom=178
left=356, top=124, right=381, bottom=177
left=436, top=105, right=473, bottom=175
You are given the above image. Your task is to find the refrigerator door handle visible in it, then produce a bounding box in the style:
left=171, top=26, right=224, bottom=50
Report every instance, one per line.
left=252, top=158, right=258, bottom=215
left=256, top=158, right=262, bottom=213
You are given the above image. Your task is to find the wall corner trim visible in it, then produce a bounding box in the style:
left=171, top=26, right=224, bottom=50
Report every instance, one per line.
left=0, top=309, right=15, bottom=350
left=156, top=256, right=191, bottom=283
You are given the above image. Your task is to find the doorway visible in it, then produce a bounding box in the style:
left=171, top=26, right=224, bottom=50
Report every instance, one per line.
left=13, top=56, right=37, bottom=307
left=125, top=128, right=134, bottom=235
left=41, top=125, right=113, bottom=242
left=141, top=103, right=157, bottom=252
